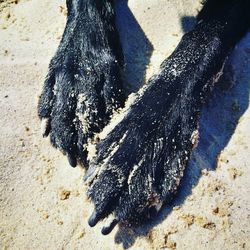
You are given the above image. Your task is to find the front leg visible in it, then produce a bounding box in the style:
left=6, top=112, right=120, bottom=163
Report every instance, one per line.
left=38, top=0, right=125, bottom=167
left=85, top=0, right=250, bottom=234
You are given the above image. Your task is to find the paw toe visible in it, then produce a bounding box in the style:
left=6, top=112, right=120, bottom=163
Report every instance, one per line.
left=41, top=118, right=51, bottom=137
left=101, top=214, right=118, bottom=235
left=38, top=71, right=55, bottom=119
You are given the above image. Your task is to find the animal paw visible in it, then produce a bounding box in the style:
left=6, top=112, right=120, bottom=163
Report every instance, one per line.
left=38, top=3, right=125, bottom=167
left=84, top=15, right=235, bottom=232
left=85, top=72, right=200, bottom=233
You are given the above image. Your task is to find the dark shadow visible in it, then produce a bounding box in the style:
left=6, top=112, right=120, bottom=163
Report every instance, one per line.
left=113, top=23, right=250, bottom=249
left=115, top=0, right=153, bottom=94
left=181, top=16, right=197, bottom=33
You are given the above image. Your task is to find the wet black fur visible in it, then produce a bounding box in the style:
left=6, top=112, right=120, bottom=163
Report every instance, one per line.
left=38, top=0, right=250, bottom=234
left=38, top=0, right=125, bottom=167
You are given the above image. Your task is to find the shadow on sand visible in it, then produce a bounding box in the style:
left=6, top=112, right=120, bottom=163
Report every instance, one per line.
left=113, top=6, right=250, bottom=248
left=115, top=0, right=153, bottom=94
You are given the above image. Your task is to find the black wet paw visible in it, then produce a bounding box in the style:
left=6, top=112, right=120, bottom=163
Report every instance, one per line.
left=85, top=70, right=201, bottom=233
left=38, top=2, right=125, bottom=167
left=38, top=51, right=124, bottom=167
left=78, top=0, right=248, bottom=234
left=84, top=14, right=243, bottom=232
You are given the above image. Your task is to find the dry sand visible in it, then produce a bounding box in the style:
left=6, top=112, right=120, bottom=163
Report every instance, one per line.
left=0, top=0, right=249, bottom=249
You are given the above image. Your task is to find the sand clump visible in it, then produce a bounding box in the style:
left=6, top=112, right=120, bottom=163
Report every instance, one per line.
left=58, top=189, right=71, bottom=201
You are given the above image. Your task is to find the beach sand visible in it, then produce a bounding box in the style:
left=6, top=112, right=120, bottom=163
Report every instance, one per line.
left=0, top=0, right=249, bottom=249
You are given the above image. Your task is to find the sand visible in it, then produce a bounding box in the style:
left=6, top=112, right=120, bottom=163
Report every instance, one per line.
left=0, top=0, right=249, bottom=249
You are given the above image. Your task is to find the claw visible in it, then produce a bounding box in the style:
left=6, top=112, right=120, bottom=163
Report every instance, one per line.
left=67, top=153, right=77, bottom=168
left=88, top=210, right=102, bottom=227
left=41, top=118, right=50, bottom=137
left=83, top=164, right=98, bottom=184
left=101, top=214, right=118, bottom=235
